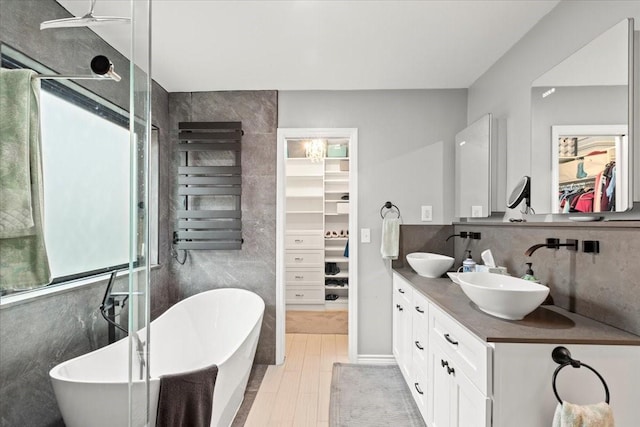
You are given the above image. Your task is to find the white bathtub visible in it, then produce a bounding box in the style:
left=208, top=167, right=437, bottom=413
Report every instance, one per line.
left=50, top=288, right=265, bottom=427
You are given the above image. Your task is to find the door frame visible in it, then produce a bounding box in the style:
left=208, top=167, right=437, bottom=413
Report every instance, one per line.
left=276, top=128, right=359, bottom=365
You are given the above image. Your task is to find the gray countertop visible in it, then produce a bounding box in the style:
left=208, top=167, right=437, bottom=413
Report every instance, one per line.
left=393, top=267, right=640, bottom=346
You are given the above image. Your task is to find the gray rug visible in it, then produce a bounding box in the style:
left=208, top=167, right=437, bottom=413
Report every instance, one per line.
left=329, top=363, right=426, bottom=427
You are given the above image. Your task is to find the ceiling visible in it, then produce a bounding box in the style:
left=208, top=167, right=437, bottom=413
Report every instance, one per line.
left=58, top=0, right=560, bottom=93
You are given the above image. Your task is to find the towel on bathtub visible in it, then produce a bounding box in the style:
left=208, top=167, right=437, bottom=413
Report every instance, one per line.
left=156, top=364, right=218, bottom=427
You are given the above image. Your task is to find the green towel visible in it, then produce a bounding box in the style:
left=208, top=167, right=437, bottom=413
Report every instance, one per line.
left=0, top=68, right=51, bottom=292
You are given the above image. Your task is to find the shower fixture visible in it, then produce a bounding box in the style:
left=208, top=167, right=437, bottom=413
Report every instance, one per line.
left=40, top=0, right=130, bottom=30
left=90, top=55, right=121, bottom=81
left=33, top=55, right=121, bottom=82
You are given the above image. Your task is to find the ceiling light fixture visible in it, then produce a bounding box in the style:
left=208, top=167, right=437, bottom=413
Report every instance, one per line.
left=305, top=139, right=326, bottom=162
left=542, top=87, right=556, bottom=98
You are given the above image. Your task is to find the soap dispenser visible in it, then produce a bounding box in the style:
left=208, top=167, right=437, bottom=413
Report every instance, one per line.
left=521, top=262, right=539, bottom=283
left=462, top=250, right=476, bottom=272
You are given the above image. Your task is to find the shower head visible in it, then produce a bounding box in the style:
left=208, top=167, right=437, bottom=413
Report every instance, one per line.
left=40, top=0, right=130, bottom=30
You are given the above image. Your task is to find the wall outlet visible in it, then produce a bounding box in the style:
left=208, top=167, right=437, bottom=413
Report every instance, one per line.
left=471, top=205, right=483, bottom=217
left=421, top=205, right=433, bottom=222
left=361, top=228, right=371, bottom=243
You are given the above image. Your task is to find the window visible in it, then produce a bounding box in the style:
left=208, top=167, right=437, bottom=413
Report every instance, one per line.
left=40, top=89, right=131, bottom=281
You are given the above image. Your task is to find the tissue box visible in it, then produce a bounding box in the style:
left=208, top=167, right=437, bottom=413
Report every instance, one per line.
left=475, top=265, right=508, bottom=274
left=327, top=144, right=348, bottom=158
left=337, top=202, right=349, bottom=213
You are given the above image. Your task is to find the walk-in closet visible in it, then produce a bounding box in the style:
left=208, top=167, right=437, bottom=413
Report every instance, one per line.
left=283, top=137, right=352, bottom=334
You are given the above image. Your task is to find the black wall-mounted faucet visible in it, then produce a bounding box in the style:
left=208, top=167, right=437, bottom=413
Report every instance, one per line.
left=445, top=231, right=482, bottom=242
left=525, top=238, right=578, bottom=256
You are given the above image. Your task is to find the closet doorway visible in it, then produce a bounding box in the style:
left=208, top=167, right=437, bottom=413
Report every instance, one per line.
left=276, top=128, right=358, bottom=365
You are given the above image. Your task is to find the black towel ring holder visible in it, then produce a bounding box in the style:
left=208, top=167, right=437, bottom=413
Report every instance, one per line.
left=551, top=346, right=610, bottom=404
left=380, top=201, right=401, bottom=219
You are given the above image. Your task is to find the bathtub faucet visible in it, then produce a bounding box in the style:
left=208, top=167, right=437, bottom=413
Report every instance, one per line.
left=133, top=332, right=146, bottom=380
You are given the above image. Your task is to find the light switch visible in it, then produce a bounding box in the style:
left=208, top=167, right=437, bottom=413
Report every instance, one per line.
left=361, top=228, right=371, bottom=243
left=421, top=205, right=433, bottom=222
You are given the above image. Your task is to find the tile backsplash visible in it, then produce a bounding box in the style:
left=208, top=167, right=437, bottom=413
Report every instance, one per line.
left=398, top=223, right=640, bottom=336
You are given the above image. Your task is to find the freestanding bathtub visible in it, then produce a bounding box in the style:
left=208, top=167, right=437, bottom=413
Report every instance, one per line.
left=50, top=288, right=265, bottom=427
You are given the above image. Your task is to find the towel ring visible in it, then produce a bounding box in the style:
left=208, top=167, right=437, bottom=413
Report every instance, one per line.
left=380, top=201, right=401, bottom=219
left=551, top=346, right=610, bottom=404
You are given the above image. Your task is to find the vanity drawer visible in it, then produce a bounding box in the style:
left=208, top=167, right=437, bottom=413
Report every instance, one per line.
left=285, top=269, right=324, bottom=285
left=286, top=287, right=324, bottom=304
left=429, top=303, right=491, bottom=394
left=393, top=274, right=413, bottom=305
left=412, top=291, right=429, bottom=365
left=285, top=233, right=323, bottom=249
left=285, top=250, right=323, bottom=267
left=411, top=362, right=429, bottom=419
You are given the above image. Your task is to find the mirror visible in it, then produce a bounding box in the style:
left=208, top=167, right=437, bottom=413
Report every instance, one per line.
left=507, top=176, right=531, bottom=211
left=455, top=113, right=492, bottom=217
left=530, top=18, right=634, bottom=214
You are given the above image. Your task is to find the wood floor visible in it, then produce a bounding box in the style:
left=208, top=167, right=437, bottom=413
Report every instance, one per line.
left=244, top=333, right=349, bottom=427
left=286, top=310, right=348, bottom=334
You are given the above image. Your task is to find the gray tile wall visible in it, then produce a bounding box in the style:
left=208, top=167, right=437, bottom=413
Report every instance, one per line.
left=0, top=1, right=173, bottom=426
left=402, top=223, right=640, bottom=336
left=168, top=91, right=278, bottom=364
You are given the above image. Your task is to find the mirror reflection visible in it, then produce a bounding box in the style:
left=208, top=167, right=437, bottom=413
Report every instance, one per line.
left=552, top=125, right=628, bottom=213
left=530, top=18, right=633, bottom=214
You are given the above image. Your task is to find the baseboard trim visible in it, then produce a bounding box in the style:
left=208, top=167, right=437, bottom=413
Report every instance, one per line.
left=356, top=354, right=397, bottom=365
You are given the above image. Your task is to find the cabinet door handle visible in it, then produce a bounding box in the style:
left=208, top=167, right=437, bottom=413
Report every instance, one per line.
left=396, top=304, right=400, bottom=309
left=294, top=275, right=304, bottom=279
left=415, top=306, right=424, bottom=313
left=444, top=333, right=459, bottom=346
left=447, top=366, right=455, bottom=376
left=441, top=359, right=448, bottom=368
left=414, top=383, right=424, bottom=395
left=294, top=239, right=304, bottom=243
left=294, top=257, right=304, bottom=261
left=415, top=341, right=424, bottom=350
left=398, top=305, right=404, bottom=312
left=295, top=293, right=304, bottom=297
left=398, top=288, right=405, bottom=294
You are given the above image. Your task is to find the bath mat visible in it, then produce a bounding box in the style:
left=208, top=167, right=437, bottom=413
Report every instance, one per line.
left=329, top=363, right=426, bottom=427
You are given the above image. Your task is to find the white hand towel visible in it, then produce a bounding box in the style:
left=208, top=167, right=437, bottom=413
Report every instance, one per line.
left=552, top=401, right=614, bottom=427
left=380, top=217, right=400, bottom=260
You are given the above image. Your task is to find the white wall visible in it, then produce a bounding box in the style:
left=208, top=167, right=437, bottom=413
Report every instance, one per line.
left=467, top=0, right=640, bottom=217
left=279, top=89, right=467, bottom=355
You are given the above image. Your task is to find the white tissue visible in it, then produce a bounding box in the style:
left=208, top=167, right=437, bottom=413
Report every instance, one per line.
left=481, top=249, right=496, bottom=268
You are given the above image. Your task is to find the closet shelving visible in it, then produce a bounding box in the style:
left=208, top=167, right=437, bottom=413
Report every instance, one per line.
left=285, top=141, right=350, bottom=310
left=323, top=155, right=349, bottom=310
left=284, top=157, right=324, bottom=306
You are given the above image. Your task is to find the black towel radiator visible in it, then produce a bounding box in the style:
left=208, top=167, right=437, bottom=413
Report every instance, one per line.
left=173, top=121, right=244, bottom=251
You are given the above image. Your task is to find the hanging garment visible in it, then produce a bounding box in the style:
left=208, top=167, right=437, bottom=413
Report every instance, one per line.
left=593, top=172, right=603, bottom=212
left=576, top=160, right=587, bottom=179
left=599, top=163, right=614, bottom=212
left=574, top=190, right=594, bottom=213
left=606, top=166, right=616, bottom=210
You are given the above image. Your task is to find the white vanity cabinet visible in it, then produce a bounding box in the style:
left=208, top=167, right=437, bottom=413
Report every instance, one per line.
left=393, top=273, right=430, bottom=420
left=410, top=289, right=430, bottom=419
left=392, top=276, right=413, bottom=381
left=428, top=304, right=491, bottom=427
left=391, top=271, right=640, bottom=427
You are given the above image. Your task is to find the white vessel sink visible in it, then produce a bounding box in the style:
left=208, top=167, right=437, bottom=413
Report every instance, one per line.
left=406, top=252, right=454, bottom=278
left=457, top=272, right=549, bottom=320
